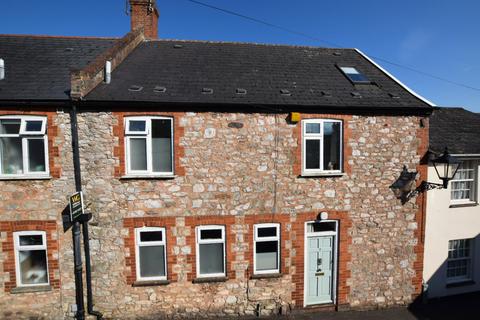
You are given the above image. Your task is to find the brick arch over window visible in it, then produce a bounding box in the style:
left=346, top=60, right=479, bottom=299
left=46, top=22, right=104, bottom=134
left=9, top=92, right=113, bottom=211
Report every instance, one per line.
left=112, top=112, right=185, bottom=177
left=0, top=220, right=60, bottom=293
left=0, top=109, right=61, bottom=178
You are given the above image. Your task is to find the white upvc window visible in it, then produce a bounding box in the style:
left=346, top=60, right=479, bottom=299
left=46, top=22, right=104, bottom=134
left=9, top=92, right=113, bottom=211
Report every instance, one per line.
left=13, top=231, right=49, bottom=287
left=124, top=116, right=174, bottom=177
left=196, top=225, right=226, bottom=278
left=450, top=160, right=477, bottom=204
left=135, top=227, right=167, bottom=281
left=0, top=116, right=49, bottom=178
left=447, top=238, right=473, bottom=283
left=254, top=223, right=280, bottom=274
left=301, top=119, right=342, bottom=175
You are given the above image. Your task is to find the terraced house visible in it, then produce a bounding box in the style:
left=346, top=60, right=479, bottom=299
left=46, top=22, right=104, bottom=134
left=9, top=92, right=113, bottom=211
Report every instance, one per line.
left=0, top=0, right=433, bottom=318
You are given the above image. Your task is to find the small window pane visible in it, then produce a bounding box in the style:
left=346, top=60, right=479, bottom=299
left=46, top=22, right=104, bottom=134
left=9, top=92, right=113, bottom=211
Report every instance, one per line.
left=256, top=241, right=278, bottom=271
left=140, top=231, right=163, bottom=242
left=0, top=119, right=21, bottom=134
left=25, top=121, right=43, bottom=132
left=128, top=120, right=146, bottom=132
left=340, top=67, right=369, bottom=83
left=308, top=222, right=336, bottom=233
left=258, top=227, right=277, bottom=238
left=323, top=122, right=341, bottom=170
left=200, top=229, right=222, bottom=240
left=129, top=138, right=147, bottom=171
left=19, top=250, right=48, bottom=285
left=305, top=139, right=320, bottom=169
left=199, top=243, right=224, bottom=274
left=305, top=123, right=320, bottom=134
left=19, top=235, right=43, bottom=246
left=152, top=119, right=172, bottom=172
left=0, top=137, right=23, bottom=174
left=27, top=139, right=46, bottom=172
left=139, top=245, right=165, bottom=277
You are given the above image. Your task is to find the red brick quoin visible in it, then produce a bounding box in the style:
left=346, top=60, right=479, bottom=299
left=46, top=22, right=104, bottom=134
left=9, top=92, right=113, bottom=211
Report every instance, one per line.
left=112, top=111, right=185, bottom=177
left=123, top=217, right=177, bottom=284
left=0, top=220, right=60, bottom=293
left=0, top=109, right=62, bottom=178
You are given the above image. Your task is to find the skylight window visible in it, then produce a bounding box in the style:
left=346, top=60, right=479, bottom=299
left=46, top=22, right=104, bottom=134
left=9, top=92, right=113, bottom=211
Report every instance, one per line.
left=339, top=67, right=369, bottom=84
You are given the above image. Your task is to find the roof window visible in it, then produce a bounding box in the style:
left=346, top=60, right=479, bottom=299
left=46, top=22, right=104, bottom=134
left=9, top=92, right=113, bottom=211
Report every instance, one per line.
left=280, top=89, right=291, bottom=96
left=339, top=67, right=370, bottom=84
left=202, top=88, right=213, bottom=94
left=128, top=85, right=143, bottom=92
left=236, top=88, right=247, bottom=95
left=154, top=86, right=167, bottom=93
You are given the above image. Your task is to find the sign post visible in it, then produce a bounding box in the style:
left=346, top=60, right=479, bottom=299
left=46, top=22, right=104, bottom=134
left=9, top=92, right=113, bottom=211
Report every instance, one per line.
left=69, top=191, right=84, bottom=222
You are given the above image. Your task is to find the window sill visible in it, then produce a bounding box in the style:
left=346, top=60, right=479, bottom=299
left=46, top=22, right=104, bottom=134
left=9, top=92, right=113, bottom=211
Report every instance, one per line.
left=446, top=280, right=475, bottom=288
left=449, top=202, right=478, bottom=208
left=0, top=175, right=51, bottom=181
left=251, top=273, right=282, bottom=279
left=132, top=280, right=170, bottom=287
left=120, top=175, right=176, bottom=180
left=192, top=276, right=228, bottom=284
left=10, top=285, right=52, bottom=294
left=300, top=172, right=345, bottom=178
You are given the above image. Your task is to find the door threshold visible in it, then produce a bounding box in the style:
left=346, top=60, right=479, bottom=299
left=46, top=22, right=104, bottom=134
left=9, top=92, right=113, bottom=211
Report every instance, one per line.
left=302, top=303, right=336, bottom=312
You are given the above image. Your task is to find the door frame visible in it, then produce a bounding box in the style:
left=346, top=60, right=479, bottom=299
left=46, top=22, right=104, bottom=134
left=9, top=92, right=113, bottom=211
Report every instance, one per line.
left=303, top=220, right=339, bottom=307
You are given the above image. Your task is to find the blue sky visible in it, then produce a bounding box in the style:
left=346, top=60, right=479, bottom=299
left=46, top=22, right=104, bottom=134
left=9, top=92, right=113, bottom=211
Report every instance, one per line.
left=2, top=0, right=479, bottom=111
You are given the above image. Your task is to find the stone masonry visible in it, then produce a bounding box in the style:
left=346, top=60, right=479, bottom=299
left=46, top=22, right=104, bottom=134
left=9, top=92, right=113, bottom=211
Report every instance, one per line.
left=0, top=109, right=428, bottom=319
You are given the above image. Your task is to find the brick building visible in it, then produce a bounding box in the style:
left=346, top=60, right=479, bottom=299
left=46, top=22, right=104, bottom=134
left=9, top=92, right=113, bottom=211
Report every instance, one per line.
left=0, top=1, right=433, bottom=318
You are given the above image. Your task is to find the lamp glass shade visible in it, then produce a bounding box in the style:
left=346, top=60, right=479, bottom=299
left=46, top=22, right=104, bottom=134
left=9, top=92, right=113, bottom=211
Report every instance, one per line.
left=432, top=148, right=462, bottom=188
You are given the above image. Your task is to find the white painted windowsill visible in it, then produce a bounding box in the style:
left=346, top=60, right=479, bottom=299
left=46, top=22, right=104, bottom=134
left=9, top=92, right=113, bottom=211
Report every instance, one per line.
left=0, top=175, right=51, bottom=181
left=300, top=172, right=345, bottom=178
left=121, top=175, right=176, bottom=180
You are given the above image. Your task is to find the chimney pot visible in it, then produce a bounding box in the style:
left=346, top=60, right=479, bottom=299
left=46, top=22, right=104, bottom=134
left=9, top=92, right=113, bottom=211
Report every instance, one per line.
left=129, top=0, right=159, bottom=39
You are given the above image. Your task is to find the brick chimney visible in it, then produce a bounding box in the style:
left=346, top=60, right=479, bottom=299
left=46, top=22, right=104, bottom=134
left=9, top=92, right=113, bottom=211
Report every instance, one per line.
left=129, top=0, right=159, bottom=39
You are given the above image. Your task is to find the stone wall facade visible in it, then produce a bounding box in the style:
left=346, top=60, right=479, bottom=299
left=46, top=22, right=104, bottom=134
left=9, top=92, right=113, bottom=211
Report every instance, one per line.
left=0, top=108, right=428, bottom=319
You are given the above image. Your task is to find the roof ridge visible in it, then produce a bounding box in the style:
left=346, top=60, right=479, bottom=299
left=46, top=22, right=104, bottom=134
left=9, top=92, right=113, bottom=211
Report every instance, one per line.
left=0, top=34, right=120, bottom=40
left=146, top=38, right=354, bottom=50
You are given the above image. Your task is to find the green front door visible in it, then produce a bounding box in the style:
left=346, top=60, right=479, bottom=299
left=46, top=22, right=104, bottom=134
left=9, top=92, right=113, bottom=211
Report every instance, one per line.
left=306, top=235, right=334, bottom=305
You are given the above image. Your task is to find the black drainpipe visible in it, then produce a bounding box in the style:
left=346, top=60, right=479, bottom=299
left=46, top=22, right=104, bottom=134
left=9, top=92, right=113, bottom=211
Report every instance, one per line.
left=70, top=104, right=103, bottom=319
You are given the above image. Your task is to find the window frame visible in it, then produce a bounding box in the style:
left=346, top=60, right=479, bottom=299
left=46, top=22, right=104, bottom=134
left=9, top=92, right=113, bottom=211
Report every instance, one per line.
left=0, top=115, right=49, bottom=178
left=253, top=223, right=280, bottom=275
left=338, top=66, right=370, bottom=84
left=135, top=227, right=168, bottom=281
left=450, top=160, right=477, bottom=205
left=446, top=238, right=473, bottom=283
left=13, top=231, right=49, bottom=287
left=196, top=225, right=226, bottom=278
left=301, top=119, right=343, bottom=175
left=124, top=116, right=174, bottom=177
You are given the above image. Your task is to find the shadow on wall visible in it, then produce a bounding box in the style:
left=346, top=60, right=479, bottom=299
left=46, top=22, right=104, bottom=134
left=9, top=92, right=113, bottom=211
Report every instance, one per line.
left=408, top=233, right=480, bottom=320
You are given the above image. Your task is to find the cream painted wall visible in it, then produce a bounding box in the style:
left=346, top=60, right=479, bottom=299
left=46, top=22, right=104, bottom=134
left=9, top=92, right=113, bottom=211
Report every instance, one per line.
left=423, top=162, right=480, bottom=298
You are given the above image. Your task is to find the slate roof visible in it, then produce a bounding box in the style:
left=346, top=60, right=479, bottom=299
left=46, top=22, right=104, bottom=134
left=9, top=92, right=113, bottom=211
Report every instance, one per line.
left=429, top=107, right=480, bottom=155
left=87, top=40, right=432, bottom=110
left=0, top=35, right=117, bottom=101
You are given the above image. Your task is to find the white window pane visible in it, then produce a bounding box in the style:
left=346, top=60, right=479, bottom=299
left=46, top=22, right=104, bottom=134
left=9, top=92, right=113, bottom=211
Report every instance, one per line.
left=305, top=139, right=320, bottom=169
left=0, top=119, right=21, bottom=134
left=151, top=119, right=172, bottom=172
left=0, top=137, right=23, bottom=174
left=305, top=123, right=320, bottom=134
left=139, top=245, right=165, bottom=277
left=19, top=250, right=48, bottom=285
left=129, top=138, right=147, bottom=171
left=27, top=139, right=46, bottom=172
left=200, top=229, right=222, bottom=240
left=19, top=235, right=43, bottom=246
left=140, top=231, right=163, bottom=242
left=25, top=120, right=43, bottom=132
left=256, top=241, right=278, bottom=271
left=323, top=122, right=341, bottom=170
left=128, top=120, right=146, bottom=132
left=199, top=243, right=224, bottom=274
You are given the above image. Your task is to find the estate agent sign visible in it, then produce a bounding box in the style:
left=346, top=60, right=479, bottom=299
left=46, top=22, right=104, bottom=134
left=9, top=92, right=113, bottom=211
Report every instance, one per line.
left=69, top=191, right=84, bottom=222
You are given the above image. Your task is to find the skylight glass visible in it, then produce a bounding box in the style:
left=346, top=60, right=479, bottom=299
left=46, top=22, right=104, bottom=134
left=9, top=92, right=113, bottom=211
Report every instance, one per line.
left=340, top=67, right=369, bottom=83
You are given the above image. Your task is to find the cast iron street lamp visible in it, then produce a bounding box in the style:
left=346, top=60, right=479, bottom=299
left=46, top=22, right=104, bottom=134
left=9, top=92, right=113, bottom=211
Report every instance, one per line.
left=390, top=147, right=461, bottom=202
